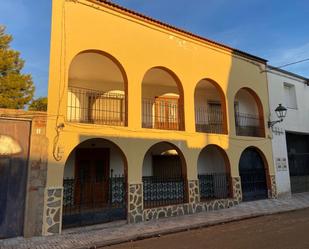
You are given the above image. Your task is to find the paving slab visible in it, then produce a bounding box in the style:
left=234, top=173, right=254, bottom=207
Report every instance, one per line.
left=1, top=193, right=309, bottom=249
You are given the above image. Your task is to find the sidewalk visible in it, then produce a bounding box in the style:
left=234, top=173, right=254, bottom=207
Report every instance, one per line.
left=1, top=193, right=309, bottom=249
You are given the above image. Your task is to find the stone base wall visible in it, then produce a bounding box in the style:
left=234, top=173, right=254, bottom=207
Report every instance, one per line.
left=143, top=179, right=238, bottom=222
left=143, top=198, right=237, bottom=221
left=232, top=177, right=242, bottom=203
left=188, top=180, right=199, bottom=204
left=128, top=183, right=143, bottom=223
left=269, top=175, right=277, bottom=199
left=42, top=187, right=63, bottom=235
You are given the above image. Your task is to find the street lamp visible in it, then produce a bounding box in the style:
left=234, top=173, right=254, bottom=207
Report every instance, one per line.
left=268, top=104, right=287, bottom=128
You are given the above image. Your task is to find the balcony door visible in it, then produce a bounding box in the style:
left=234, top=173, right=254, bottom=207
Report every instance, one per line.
left=155, top=96, right=179, bottom=130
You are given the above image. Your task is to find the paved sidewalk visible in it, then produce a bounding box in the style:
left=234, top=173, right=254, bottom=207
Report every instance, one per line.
left=1, top=193, right=309, bottom=249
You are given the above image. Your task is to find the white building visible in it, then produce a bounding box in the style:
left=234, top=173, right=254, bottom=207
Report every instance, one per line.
left=267, top=66, right=309, bottom=198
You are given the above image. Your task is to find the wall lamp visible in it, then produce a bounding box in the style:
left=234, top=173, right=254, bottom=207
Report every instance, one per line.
left=268, top=104, right=287, bottom=128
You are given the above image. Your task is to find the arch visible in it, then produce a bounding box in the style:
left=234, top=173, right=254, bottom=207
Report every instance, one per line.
left=239, top=146, right=270, bottom=201
left=194, top=78, right=228, bottom=134
left=142, top=141, right=188, bottom=208
left=234, top=87, right=265, bottom=137
left=197, top=144, right=232, bottom=200
left=141, top=67, right=185, bottom=131
left=67, top=50, right=128, bottom=126
left=62, top=138, right=128, bottom=228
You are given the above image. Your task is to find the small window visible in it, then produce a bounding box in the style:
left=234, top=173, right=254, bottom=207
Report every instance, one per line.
left=284, top=83, right=297, bottom=109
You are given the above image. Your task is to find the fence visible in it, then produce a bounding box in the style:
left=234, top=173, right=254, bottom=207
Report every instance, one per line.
left=198, top=173, right=230, bottom=200
left=195, top=107, right=224, bottom=134
left=62, top=175, right=126, bottom=227
left=142, top=176, right=186, bottom=208
left=67, top=86, right=126, bottom=126
left=235, top=112, right=264, bottom=137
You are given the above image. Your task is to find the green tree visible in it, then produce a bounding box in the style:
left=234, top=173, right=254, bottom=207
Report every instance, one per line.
left=0, top=25, right=35, bottom=109
left=28, top=97, right=47, bottom=111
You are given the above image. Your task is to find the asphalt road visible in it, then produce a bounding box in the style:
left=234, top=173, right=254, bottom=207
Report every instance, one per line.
left=106, top=208, right=309, bottom=249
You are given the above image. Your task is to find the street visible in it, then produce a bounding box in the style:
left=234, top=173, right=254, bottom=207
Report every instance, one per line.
left=106, top=208, right=309, bottom=249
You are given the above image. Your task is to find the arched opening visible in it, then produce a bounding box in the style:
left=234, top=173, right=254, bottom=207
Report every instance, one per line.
left=141, top=67, right=185, bottom=130
left=194, top=79, right=227, bottom=134
left=197, top=145, right=232, bottom=200
left=239, top=147, right=269, bottom=201
left=142, top=142, right=187, bottom=208
left=234, top=88, right=265, bottom=137
left=62, top=138, right=127, bottom=228
left=67, top=50, right=128, bottom=126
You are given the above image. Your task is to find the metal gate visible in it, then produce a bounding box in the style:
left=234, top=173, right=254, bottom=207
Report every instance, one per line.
left=0, top=119, right=31, bottom=239
left=286, top=132, right=309, bottom=194
left=62, top=171, right=126, bottom=228
left=239, top=148, right=268, bottom=201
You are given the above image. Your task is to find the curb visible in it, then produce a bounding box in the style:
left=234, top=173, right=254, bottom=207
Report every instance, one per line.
left=74, top=205, right=308, bottom=249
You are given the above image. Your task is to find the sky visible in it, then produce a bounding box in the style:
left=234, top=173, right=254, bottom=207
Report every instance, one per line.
left=0, top=0, right=308, bottom=98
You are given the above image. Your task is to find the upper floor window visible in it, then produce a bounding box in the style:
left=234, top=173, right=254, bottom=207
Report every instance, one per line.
left=284, top=83, right=297, bottom=109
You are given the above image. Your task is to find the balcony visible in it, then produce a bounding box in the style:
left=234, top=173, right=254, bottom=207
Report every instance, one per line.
left=141, top=67, right=185, bottom=131
left=142, top=97, right=184, bottom=131
left=234, top=88, right=265, bottom=137
left=67, top=86, right=125, bottom=126
left=195, top=106, right=224, bottom=134
left=235, top=112, right=264, bottom=137
left=194, top=79, right=227, bottom=134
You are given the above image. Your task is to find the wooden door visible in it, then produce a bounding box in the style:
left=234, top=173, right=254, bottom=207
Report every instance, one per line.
left=74, top=148, right=110, bottom=207
left=155, top=96, right=179, bottom=130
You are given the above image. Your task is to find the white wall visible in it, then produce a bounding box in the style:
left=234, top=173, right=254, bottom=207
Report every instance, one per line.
left=197, top=146, right=226, bottom=174
left=235, top=89, right=259, bottom=115
left=267, top=69, right=309, bottom=197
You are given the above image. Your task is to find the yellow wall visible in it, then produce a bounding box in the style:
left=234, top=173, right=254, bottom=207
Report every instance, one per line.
left=46, top=0, right=274, bottom=186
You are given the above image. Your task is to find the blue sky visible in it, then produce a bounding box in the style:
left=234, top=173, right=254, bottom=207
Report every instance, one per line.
left=0, top=0, right=308, bottom=97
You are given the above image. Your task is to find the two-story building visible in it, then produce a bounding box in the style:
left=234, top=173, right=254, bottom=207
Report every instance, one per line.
left=267, top=66, right=309, bottom=198
left=43, top=0, right=277, bottom=235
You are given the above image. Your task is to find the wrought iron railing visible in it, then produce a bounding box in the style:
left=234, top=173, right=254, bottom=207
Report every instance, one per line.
left=198, top=173, right=230, bottom=200
left=142, top=98, right=184, bottom=130
left=195, top=107, right=224, bottom=134
left=240, top=171, right=268, bottom=201
left=62, top=175, right=126, bottom=227
left=235, top=112, right=264, bottom=137
left=67, top=86, right=126, bottom=126
left=142, top=176, right=186, bottom=208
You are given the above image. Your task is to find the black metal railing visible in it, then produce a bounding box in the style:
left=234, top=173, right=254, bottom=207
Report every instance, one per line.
left=198, top=173, right=230, bottom=200
left=195, top=107, right=224, bottom=134
left=142, top=176, right=186, bottom=208
left=240, top=171, right=268, bottom=201
left=142, top=98, right=184, bottom=130
left=62, top=174, right=126, bottom=228
left=235, top=112, right=264, bottom=137
left=67, top=86, right=126, bottom=126
left=289, top=153, right=309, bottom=193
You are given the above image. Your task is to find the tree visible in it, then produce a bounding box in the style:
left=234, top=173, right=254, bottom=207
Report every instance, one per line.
left=0, top=25, right=35, bottom=109
left=28, top=97, right=47, bottom=111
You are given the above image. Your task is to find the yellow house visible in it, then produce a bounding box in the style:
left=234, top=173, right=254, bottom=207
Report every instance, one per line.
left=44, top=0, right=276, bottom=235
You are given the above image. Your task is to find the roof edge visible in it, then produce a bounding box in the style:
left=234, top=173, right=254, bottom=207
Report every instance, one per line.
left=88, top=0, right=267, bottom=63
left=267, top=65, right=309, bottom=82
